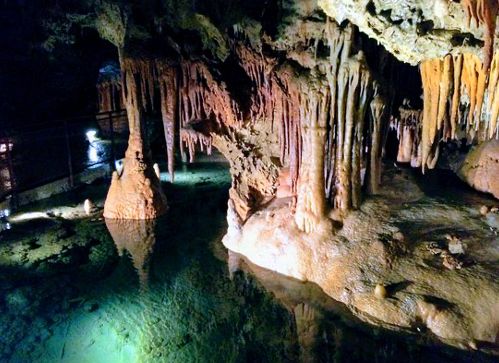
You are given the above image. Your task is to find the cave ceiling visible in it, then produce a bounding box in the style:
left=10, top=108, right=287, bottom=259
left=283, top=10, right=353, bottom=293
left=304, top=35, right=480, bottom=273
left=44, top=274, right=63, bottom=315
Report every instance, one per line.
left=42, top=0, right=497, bottom=67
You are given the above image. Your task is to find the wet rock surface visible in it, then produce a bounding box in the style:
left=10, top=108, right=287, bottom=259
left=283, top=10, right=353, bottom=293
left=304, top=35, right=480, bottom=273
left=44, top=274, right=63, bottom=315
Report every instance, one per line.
left=3, top=162, right=496, bottom=362
left=224, top=166, right=499, bottom=357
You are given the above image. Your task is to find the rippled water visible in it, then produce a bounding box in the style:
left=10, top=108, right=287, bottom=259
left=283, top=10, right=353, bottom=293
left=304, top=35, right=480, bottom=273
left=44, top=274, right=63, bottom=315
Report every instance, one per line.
left=0, top=162, right=495, bottom=362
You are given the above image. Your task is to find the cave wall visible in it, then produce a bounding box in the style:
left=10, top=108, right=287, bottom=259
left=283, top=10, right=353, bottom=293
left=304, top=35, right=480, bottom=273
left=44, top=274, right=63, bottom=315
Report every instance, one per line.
left=36, top=0, right=499, bottom=218
left=84, top=0, right=397, bottom=221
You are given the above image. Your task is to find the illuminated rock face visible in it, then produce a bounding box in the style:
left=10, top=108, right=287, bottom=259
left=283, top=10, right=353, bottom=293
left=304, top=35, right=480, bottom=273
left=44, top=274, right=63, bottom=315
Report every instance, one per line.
left=103, top=139, right=167, bottom=219
left=100, top=17, right=389, bottom=224
left=317, top=0, right=497, bottom=66
left=459, top=140, right=499, bottom=198
left=39, top=0, right=499, bottom=355
left=223, top=168, right=499, bottom=350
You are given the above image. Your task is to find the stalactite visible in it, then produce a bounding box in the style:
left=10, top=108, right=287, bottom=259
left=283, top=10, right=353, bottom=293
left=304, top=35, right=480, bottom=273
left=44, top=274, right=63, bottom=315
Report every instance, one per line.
left=234, top=43, right=276, bottom=121
left=450, top=54, right=463, bottom=139
left=324, top=21, right=353, bottom=202
left=97, top=82, right=112, bottom=112
left=487, top=53, right=499, bottom=137
left=156, top=61, right=178, bottom=182
left=235, top=43, right=302, bottom=195
left=179, top=125, right=213, bottom=163
left=461, top=0, right=498, bottom=71
left=273, top=68, right=302, bottom=195
left=231, top=21, right=380, bottom=227
left=367, top=93, right=386, bottom=195
left=97, top=79, right=123, bottom=113
left=333, top=55, right=372, bottom=213
left=391, top=105, right=423, bottom=168
left=351, top=58, right=371, bottom=209
left=119, top=58, right=156, bottom=112
left=294, top=78, right=328, bottom=233
left=179, top=61, right=240, bottom=128
left=419, top=51, right=499, bottom=171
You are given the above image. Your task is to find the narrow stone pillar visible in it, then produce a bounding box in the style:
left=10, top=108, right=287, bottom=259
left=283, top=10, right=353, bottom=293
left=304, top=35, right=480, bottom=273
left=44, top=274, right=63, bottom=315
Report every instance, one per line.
left=295, top=91, right=327, bottom=233
left=104, top=55, right=167, bottom=219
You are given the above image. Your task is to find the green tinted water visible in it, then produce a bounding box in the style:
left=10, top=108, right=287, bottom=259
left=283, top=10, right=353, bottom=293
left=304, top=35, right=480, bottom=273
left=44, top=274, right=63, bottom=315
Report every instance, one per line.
left=0, top=162, right=494, bottom=362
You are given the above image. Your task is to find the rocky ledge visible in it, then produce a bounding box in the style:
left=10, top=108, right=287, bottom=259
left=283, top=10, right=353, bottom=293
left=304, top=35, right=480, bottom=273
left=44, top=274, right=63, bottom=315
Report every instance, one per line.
left=223, top=166, right=499, bottom=353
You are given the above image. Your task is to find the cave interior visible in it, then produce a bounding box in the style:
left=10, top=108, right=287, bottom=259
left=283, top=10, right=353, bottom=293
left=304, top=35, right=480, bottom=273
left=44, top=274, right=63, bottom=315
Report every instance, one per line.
left=0, top=0, right=498, bottom=362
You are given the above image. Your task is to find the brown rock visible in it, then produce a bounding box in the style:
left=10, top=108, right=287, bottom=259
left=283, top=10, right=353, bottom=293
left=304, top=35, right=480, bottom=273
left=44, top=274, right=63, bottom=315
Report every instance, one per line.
left=374, top=284, right=387, bottom=299
left=480, top=205, right=490, bottom=215
left=458, top=140, right=499, bottom=199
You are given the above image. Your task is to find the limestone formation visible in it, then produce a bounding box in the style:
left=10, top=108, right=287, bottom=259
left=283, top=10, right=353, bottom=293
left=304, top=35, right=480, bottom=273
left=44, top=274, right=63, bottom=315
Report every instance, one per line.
left=83, top=199, right=94, bottom=216
left=458, top=139, right=499, bottom=198
left=318, top=0, right=498, bottom=65
left=103, top=55, right=167, bottom=219
left=34, top=0, right=499, bottom=357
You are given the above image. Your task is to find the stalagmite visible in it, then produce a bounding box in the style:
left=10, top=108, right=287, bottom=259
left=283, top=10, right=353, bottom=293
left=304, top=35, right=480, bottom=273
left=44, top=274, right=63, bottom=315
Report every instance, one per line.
left=334, top=55, right=372, bottom=213
left=392, top=105, right=423, bottom=167
left=83, top=199, right=94, bottom=216
left=368, top=93, right=386, bottom=195
left=153, top=163, right=160, bottom=180
left=324, top=22, right=353, bottom=202
left=104, top=54, right=167, bottom=219
left=294, top=79, right=328, bottom=233
left=351, top=58, right=371, bottom=209
left=135, top=19, right=384, bottom=228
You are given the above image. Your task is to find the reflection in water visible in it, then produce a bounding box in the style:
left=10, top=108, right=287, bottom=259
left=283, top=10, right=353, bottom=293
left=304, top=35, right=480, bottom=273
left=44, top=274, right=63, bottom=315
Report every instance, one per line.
left=105, top=218, right=156, bottom=289
left=2, top=162, right=497, bottom=363
left=227, top=249, right=242, bottom=280
left=225, top=250, right=495, bottom=363
left=293, top=303, right=321, bottom=363
left=227, top=250, right=325, bottom=362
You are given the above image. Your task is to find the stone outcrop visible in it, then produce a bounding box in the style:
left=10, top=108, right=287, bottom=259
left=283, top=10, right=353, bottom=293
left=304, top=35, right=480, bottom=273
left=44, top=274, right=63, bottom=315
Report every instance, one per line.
left=318, top=0, right=496, bottom=65
left=458, top=140, right=499, bottom=198
left=224, top=167, right=499, bottom=350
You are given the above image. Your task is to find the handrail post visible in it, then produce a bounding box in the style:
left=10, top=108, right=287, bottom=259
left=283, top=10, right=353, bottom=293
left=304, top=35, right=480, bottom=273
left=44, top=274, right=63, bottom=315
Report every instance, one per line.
left=64, top=120, right=74, bottom=188
left=6, top=139, right=17, bottom=209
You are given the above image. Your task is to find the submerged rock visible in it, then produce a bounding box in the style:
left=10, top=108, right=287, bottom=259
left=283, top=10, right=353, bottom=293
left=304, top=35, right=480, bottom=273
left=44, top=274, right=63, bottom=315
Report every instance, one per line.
left=83, top=199, right=94, bottom=216
left=5, top=289, right=30, bottom=311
